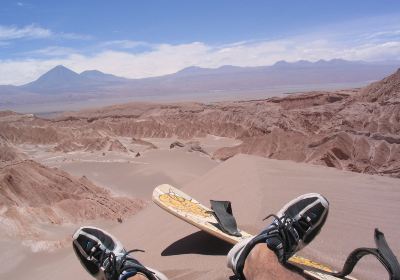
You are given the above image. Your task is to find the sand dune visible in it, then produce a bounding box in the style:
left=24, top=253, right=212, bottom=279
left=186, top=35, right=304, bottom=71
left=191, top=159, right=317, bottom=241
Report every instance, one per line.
left=105, top=154, right=400, bottom=280
left=59, top=145, right=218, bottom=199
left=3, top=154, right=398, bottom=280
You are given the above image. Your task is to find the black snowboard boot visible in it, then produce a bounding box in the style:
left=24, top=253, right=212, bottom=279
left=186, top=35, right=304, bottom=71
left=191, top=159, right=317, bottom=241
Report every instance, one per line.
left=72, top=226, right=168, bottom=280
left=227, top=193, right=329, bottom=279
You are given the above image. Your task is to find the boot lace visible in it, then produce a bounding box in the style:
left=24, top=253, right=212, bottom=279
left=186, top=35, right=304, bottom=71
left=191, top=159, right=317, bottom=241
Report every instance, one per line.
left=263, top=213, right=311, bottom=260
left=89, top=245, right=149, bottom=280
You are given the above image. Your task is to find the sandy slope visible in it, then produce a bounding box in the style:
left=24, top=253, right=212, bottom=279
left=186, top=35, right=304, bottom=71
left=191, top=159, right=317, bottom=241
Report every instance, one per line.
left=30, top=137, right=233, bottom=199
left=59, top=148, right=218, bottom=199
left=4, top=154, right=398, bottom=280
left=115, top=154, right=399, bottom=280
left=0, top=137, right=224, bottom=279
left=183, top=154, right=400, bottom=279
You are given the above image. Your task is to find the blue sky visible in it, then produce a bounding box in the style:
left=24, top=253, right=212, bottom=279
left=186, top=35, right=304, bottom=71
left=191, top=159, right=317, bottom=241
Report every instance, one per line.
left=0, top=0, right=399, bottom=85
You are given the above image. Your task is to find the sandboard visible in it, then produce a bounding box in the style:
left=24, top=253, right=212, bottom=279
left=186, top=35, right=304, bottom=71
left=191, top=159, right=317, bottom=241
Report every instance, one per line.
left=153, top=184, right=358, bottom=280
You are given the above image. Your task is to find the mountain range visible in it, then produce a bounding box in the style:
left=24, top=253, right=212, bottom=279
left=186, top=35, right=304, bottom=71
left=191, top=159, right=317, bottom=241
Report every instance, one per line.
left=20, top=66, right=129, bottom=93
left=0, top=59, right=398, bottom=109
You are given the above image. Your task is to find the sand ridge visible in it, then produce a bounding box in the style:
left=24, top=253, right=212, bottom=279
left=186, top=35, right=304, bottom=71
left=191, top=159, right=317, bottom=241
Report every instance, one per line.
left=5, top=154, right=397, bottom=280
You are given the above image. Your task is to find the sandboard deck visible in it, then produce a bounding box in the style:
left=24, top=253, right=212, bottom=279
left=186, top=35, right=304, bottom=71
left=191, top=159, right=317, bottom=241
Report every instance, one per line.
left=153, top=184, right=357, bottom=280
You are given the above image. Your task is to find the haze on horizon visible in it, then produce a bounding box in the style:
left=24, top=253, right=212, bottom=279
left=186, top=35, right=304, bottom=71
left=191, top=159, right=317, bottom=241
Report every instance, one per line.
left=0, top=0, right=399, bottom=85
left=1, top=2, right=400, bottom=280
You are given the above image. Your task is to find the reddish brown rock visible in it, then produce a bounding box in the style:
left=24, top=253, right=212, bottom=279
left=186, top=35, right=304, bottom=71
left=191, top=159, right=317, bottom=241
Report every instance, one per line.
left=1, top=69, right=400, bottom=177
left=108, top=139, right=128, bottom=153
left=131, top=137, right=157, bottom=149
left=0, top=158, right=145, bottom=238
left=358, top=68, right=400, bottom=103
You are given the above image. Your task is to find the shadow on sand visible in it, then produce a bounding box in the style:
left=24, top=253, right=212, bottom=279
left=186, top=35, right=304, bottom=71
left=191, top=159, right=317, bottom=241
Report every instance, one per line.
left=161, top=230, right=233, bottom=256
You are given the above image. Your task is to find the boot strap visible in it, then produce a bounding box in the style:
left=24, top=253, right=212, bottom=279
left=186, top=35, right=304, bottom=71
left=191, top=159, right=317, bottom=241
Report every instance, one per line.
left=332, top=229, right=400, bottom=280
left=209, top=200, right=242, bottom=237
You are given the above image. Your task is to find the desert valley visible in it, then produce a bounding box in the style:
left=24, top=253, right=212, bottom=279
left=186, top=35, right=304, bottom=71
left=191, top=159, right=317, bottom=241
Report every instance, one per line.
left=2, top=2, right=400, bottom=279
left=1, top=68, right=399, bottom=280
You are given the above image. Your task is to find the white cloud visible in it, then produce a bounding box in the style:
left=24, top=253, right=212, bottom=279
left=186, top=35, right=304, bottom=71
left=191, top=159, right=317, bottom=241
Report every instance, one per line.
left=0, top=24, right=52, bottom=40
left=58, top=32, right=93, bottom=40
left=1, top=15, right=400, bottom=86
left=0, top=24, right=92, bottom=42
left=100, top=40, right=150, bottom=49
left=340, top=41, right=400, bottom=61
left=0, top=59, right=59, bottom=85
left=363, top=30, right=400, bottom=40
left=1, top=37, right=399, bottom=86
left=22, top=46, right=77, bottom=57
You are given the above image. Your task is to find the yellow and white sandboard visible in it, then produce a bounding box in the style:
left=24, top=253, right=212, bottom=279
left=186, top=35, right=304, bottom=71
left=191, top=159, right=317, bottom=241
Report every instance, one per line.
left=153, top=184, right=357, bottom=280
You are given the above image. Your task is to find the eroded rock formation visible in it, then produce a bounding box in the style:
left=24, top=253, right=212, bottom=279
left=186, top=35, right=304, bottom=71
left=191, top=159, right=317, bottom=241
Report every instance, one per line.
left=1, top=69, right=399, bottom=177
left=0, top=141, right=145, bottom=238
